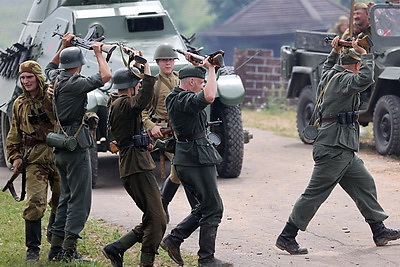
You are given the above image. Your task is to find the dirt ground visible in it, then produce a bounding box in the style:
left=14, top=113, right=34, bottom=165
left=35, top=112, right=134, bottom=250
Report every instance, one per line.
left=2, top=128, right=400, bottom=266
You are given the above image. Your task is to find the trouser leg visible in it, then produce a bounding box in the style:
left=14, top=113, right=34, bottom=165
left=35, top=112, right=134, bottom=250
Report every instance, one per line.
left=198, top=225, right=232, bottom=267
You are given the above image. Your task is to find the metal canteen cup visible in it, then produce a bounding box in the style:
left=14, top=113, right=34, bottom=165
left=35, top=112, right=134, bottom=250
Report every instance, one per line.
left=303, top=125, right=318, bottom=141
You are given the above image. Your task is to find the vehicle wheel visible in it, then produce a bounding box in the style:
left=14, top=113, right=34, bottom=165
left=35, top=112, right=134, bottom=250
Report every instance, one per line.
left=296, top=86, right=315, bottom=144
left=0, top=111, right=12, bottom=168
left=211, top=100, right=244, bottom=178
left=373, top=95, right=400, bottom=156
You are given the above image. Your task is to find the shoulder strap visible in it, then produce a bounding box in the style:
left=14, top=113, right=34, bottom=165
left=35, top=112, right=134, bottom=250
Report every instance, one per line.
left=309, top=72, right=341, bottom=126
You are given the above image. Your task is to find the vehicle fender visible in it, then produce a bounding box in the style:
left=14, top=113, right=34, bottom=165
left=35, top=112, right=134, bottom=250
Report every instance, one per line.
left=216, top=74, right=245, bottom=106
left=377, top=66, right=400, bottom=80
left=286, top=66, right=312, bottom=98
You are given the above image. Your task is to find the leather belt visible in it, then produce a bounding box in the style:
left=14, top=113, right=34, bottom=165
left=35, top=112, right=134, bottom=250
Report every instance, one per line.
left=177, top=131, right=206, bottom=142
left=320, top=117, right=338, bottom=123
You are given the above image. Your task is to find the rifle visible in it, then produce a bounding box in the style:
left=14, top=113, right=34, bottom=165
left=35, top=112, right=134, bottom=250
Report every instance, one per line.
left=173, top=48, right=225, bottom=68
left=52, top=26, right=117, bottom=62
left=324, top=35, right=374, bottom=49
left=117, top=43, right=147, bottom=64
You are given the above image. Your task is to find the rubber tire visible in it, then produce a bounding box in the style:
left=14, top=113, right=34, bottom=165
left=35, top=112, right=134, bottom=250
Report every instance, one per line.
left=373, top=95, right=400, bottom=156
left=211, top=100, right=244, bottom=178
left=296, top=86, right=315, bottom=144
left=0, top=111, right=12, bottom=168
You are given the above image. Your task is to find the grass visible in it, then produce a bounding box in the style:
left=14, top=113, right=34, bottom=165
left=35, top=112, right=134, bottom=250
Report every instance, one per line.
left=0, top=192, right=196, bottom=266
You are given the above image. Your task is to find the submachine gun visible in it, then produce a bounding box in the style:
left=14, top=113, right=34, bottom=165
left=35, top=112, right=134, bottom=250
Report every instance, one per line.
left=52, top=25, right=117, bottom=62
left=0, top=36, right=34, bottom=79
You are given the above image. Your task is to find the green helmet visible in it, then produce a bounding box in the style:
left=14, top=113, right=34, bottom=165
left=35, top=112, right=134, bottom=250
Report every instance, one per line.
left=112, top=67, right=141, bottom=90
left=59, top=47, right=87, bottom=69
left=153, top=43, right=178, bottom=60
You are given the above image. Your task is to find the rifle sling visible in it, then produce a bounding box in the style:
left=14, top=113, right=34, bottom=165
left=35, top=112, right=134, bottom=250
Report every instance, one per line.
left=4, top=171, right=26, bottom=202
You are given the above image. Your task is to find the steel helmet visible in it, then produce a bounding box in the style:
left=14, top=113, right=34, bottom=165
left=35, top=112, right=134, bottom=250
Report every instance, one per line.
left=59, top=47, right=87, bottom=69
left=153, top=43, right=179, bottom=60
left=112, top=67, right=141, bottom=90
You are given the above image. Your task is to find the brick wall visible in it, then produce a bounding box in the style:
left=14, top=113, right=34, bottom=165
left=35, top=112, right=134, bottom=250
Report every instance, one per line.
left=233, top=48, right=287, bottom=108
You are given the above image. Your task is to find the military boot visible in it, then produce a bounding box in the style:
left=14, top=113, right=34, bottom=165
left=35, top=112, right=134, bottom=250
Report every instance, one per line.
left=369, top=222, right=400, bottom=246
left=140, top=252, right=155, bottom=267
left=25, top=219, right=41, bottom=262
left=198, top=226, right=232, bottom=267
left=275, top=222, right=308, bottom=255
left=48, top=234, right=64, bottom=262
left=102, top=230, right=141, bottom=267
left=62, top=233, right=91, bottom=262
left=161, top=213, right=200, bottom=266
left=160, top=176, right=180, bottom=223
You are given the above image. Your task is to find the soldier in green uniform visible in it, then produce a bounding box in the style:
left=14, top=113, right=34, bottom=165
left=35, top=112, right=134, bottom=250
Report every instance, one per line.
left=276, top=36, right=400, bottom=255
left=6, top=60, right=61, bottom=262
left=341, top=2, right=372, bottom=40
left=102, top=55, right=166, bottom=267
left=142, top=43, right=197, bottom=222
left=45, top=33, right=111, bottom=261
left=164, top=61, right=232, bottom=267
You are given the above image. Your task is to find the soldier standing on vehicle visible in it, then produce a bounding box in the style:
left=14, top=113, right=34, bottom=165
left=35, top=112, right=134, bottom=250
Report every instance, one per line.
left=275, top=36, right=400, bottom=255
left=164, top=62, right=232, bottom=267
left=142, top=43, right=197, bottom=222
left=45, top=33, right=111, bottom=262
left=102, top=56, right=166, bottom=267
left=342, top=2, right=371, bottom=40
left=6, top=60, right=61, bottom=262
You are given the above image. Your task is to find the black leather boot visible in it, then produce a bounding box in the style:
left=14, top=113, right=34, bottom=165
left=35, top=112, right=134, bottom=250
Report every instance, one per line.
left=62, top=233, right=91, bottom=262
left=160, top=176, right=180, bottom=223
left=48, top=234, right=64, bottom=262
left=25, top=219, right=41, bottom=262
left=140, top=252, right=155, bottom=267
left=198, top=226, right=232, bottom=267
left=161, top=213, right=200, bottom=266
left=46, top=212, right=56, bottom=243
left=276, top=222, right=308, bottom=255
left=102, top=230, right=140, bottom=267
left=369, top=222, right=400, bottom=246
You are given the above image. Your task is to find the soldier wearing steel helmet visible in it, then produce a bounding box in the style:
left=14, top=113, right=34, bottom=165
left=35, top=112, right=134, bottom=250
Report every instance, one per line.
left=45, top=32, right=111, bottom=262
left=102, top=52, right=167, bottom=267
left=142, top=43, right=197, bottom=223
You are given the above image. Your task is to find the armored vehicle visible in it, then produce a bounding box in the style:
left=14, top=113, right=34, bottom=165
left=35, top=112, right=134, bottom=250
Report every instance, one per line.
left=0, top=0, right=250, bottom=181
left=282, top=3, right=400, bottom=156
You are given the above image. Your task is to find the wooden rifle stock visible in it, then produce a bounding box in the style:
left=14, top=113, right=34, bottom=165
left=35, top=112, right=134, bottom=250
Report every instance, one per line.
left=173, top=48, right=225, bottom=68
left=324, top=35, right=374, bottom=49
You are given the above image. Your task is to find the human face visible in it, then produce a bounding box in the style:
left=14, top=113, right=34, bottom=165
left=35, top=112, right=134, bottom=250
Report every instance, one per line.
left=20, top=72, right=39, bottom=97
left=157, top=58, right=175, bottom=75
left=190, top=77, right=205, bottom=93
left=354, top=9, right=369, bottom=29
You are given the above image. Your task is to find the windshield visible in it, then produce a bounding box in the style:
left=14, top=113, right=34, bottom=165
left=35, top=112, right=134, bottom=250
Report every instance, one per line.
left=62, top=0, right=139, bottom=5
left=373, top=7, right=400, bottom=37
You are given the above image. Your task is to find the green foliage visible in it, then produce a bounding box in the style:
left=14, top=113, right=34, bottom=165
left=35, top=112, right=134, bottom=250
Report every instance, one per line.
left=207, top=0, right=256, bottom=25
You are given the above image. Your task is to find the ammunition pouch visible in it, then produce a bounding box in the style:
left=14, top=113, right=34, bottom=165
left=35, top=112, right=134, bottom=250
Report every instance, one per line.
left=320, top=111, right=359, bottom=125
left=118, top=134, right=150, bottom=150
left=46, top=132, right=78, bottom=152
left=153, top=138, right=176, bottom=153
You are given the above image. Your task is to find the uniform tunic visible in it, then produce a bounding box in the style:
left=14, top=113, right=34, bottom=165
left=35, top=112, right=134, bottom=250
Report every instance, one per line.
left=166, top=87, right=223, bottom=226
left=288, top=51, right=388, bottom=231
left=6, top=84, right=60, bottom=221
left=109, top=74, right=166, bottom=254
left=45, top=62, right=104, bottom=238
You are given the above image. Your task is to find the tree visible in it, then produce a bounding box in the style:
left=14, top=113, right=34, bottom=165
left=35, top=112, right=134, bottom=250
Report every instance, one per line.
left=207, top=0, right=256, bottom=25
